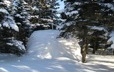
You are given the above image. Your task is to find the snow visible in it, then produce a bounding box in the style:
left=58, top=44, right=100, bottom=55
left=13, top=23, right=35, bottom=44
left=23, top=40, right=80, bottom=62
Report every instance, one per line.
left=66, top=10, right=78, bottom=16
left=2, top=16, right=19, bottom=32
left=0, top=9, right=9, bottom=14
left=7, top=16, right=19, bottom=32
left=3, top=0, right=11, bottom=7
left=32, top=6, right=39, bottom=11
left=82, top=54, right=114, bottom=72
left=27, top=30, right=81, bottom=60
left=66, top=22, right=73, bottom=26
left=0, top=30, right=82, bottom=72
left=73, top=2, right=81, bottom=5
left=104, top=3, right=114, bottom=11
left=29, top=15, right=39, bottom=19
left=13, top=0, right=19, bottom=7
left=23, top=0, right=28, bottom=5
left=109, top=31, right=114, bottom=49
left=15, top=14, right=22, bottom=18
left=41, top=18, right=53, bottom=22
left=3, top=16, right=19, bottom=31
left=0, top=30, right=114, bottom=72
left=3, top=21, right=10, bottom=28
left=11, top=40, right=26, bottom=50
left=89, top=26, right=105, bottom=31
left=0, top=8, right=19, bottom=32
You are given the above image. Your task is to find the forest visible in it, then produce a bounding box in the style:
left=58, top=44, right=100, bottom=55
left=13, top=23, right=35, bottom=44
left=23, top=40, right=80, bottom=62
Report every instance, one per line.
left=0, top=0, right=114, bottom=72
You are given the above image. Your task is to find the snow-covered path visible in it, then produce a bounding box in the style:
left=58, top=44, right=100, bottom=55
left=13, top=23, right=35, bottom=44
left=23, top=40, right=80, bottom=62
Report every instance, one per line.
left=0, top=30, right=114, bottom=72
left=27, top=30, right=81, bottom=60
left=82, top=55, right=114, bottom=72
left=0, top=30, right=82, bottom=72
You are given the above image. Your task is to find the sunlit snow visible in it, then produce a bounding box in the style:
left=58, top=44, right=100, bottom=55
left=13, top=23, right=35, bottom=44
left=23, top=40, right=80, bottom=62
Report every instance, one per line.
left=0, top=30, right=114, bottom=72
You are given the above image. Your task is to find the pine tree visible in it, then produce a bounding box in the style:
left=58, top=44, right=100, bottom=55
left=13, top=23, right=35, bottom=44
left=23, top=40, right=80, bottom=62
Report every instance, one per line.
left=29, top=0, right=59, bottom=30
left=47, top=0, right=59, bottom=29
left=60, top=0, right=114, bottom=62
left=11, top=0, right=32, bottom=46
left=0, top=0, right=26, bottom=56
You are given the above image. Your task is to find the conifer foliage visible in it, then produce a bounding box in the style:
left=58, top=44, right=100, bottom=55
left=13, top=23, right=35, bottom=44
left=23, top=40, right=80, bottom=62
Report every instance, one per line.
left=29, top=0, right=59, bottom=30
left=0, top=0, right=59, bottom=56
left=60, top=0, right=114, bottom=62
left=11, top=0, right=32, bottom=46
left=0, top=0, right=26, bottom=56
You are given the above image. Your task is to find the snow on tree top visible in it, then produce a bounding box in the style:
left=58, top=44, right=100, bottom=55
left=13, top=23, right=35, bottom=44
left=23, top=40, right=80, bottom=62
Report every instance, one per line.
left=11, top=40, right=26, bottom=50
left=66, top=10, right=78, bottom=16
left=41, top=18, right=53, bottom=22
left=15, top=14, right=22, bottom=18
left=0, top=2, right=7, bottom=7
left=23, top=0, right=28, bottom=5
left=104, top=3, right=114, bottom=11
left=0, top=8, right=9, bottom=14
left=73, top=2, right=81, bottom=5
left=7, top=16, right=19, bottom=32
left=32, top=6, right=39, bottom=11
left=89, top=26, right=106, bottom=31
left=3, top=21, right=10, bottom=28
left=2, top=16, right=19, bottom=32
left=3, top=0, right=11, bottom=7
left=29, top=15, right=39, bottom=19
left=12, top=0, right=19, bottom=7
left=109, top=31, right=114, bottom=49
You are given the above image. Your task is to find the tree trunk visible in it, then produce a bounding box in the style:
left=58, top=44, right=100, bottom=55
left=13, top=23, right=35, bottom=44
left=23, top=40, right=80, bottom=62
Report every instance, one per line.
left=81, top=39, right=88, bottom=63
left=92, top=48, right=96, bottom=54
left=81, top=44, right=87, bottom=63
left=113, top=50, right=114, bottom=55
left=92, top=42, right=96, bottom=54
left=86, top=41, right=88, bottom=54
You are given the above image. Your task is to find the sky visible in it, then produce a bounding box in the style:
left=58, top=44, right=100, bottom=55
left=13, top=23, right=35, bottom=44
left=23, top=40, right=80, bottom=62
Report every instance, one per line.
left=57, top=0, right=64, bottom=11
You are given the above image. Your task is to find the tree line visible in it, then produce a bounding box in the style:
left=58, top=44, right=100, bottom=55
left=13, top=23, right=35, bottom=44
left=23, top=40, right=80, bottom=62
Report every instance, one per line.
left=0, top=0, right=59, bottom=56
left=60, top=0, right=114, bottom=63
left=0, top=0, right=114, bottom=63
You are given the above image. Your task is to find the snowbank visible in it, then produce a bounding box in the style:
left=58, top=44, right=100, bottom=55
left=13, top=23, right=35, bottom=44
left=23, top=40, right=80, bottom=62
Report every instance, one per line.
left=0, top=30, right=114, bottom=72
left=0, top=30, right=83, bottom=72
left=109, top=31, right=114, bottom=49
left=27, top=30, right=81, bottom=61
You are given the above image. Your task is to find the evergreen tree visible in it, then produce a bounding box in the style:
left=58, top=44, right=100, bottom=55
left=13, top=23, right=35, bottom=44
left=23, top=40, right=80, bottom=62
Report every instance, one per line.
left=11, top=0, right=32, bottom=46
left=29, top=0, right=59, bottom=30
left=60, top=0, right=114, bottom=62
left=47, top=0, right=60, bottom=29
left=0, top=0, right=26, bottom=56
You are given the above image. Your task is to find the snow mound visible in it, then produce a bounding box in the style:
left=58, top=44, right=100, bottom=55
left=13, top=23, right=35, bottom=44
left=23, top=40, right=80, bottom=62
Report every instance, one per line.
left=0, top=30, right=114, bottom=72
left=27, top=30, right=81, bottom=61
left=109, top=31, right=114, bottom=49
left=0, top=8, right=9, bottom=14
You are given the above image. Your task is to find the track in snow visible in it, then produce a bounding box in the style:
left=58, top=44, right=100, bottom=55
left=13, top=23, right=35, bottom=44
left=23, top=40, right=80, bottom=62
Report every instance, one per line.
left=0, top=30, right=82, bottom=72
left=27, top=30, right=81, bottom=60
left=0, top=30, right=113, bottom=72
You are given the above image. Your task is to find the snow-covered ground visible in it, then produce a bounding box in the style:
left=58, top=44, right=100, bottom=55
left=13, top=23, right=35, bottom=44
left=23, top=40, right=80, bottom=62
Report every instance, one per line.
left=0, top=30, right=114, bottom=72
left=110, top=31, right=114, bottom=49
left=83, top=55, right=114, bottom=72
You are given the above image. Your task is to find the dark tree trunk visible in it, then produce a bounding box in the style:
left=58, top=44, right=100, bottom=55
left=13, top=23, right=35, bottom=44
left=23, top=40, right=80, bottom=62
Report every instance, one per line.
left=113, top=50, right=114, bottom=55
left=92, top=42, right=96, bottom=54
left=92, top=48, right=96, bottom=54
left=81, top=44, right=86, bottom=63
left=86, top=41, right=88, bottom=54
left=81, top=38, right=88, bottom=63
